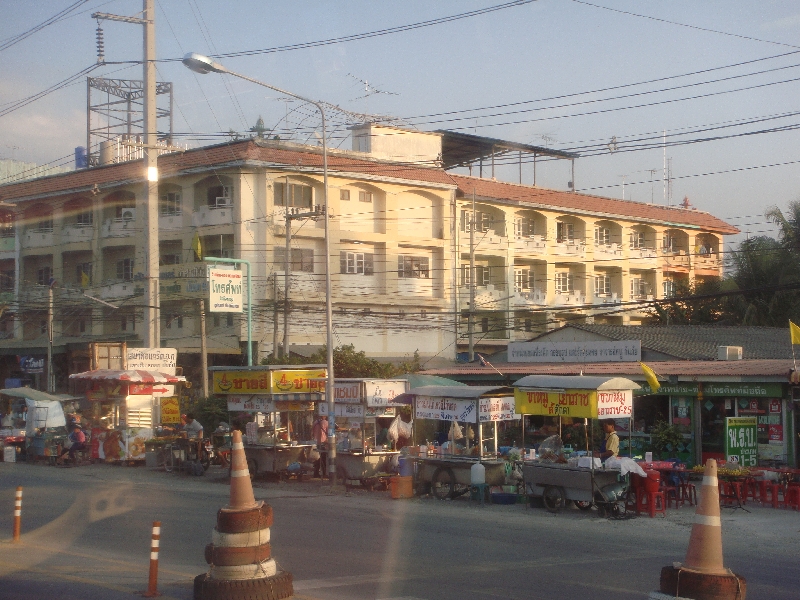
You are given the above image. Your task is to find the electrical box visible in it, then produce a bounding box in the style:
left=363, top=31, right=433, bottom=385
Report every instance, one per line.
left=717, top=346, right=743, bottom=361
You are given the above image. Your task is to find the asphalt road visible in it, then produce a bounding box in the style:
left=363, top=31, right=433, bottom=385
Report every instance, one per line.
left=1, top=461, right=798, bottom=600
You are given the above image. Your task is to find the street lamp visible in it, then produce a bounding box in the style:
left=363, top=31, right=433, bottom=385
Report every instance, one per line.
left=182, top=53, right=338, bottom=482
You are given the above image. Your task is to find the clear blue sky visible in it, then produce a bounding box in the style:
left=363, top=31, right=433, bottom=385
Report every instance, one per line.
left=3, top=0, right=800, bottom=244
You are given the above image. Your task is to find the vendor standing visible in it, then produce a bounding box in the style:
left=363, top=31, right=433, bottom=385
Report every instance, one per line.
left=183, top=413, right=204, bottom=439
left=597, top=419, right=619, bottom=461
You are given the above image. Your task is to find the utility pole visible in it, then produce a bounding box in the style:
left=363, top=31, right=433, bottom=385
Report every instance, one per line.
left=468, top=189, right=476, bottom=362
left=199, top=299, right=208, bottom=398
left=47, top=278, right=55, bottom=393
left=273, top=276, right=280, bottom=358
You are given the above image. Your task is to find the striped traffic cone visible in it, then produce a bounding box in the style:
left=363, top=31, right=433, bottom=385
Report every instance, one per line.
left=654, top=459, right=747, bottom=600
left=194, top=430, right=293, bottom=600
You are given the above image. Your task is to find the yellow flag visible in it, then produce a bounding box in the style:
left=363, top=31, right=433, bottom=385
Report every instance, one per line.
left=640, top=362, right=661, bottom=393
left=790, top=321, right=800, bottom=345
left=192, top=231, right=202, bottom=260
left=80, top=269, right=90, bottom=289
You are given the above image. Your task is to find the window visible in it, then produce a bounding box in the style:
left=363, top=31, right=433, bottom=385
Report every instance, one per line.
left=460, top=209, right=491, bottom=233
left=274, top=247, right=314, bottom=273
left=460, top=265, right=490, bottom=287
left=663, top=279, right=676, bottom=298
left=213, top=314, right=234, bottom=327
left=556, top=222, right=575, bottom=243
left=555, top=272, right=574, bottom=294
left=631, top=278, right=650, bottom=298
left=340, top=251, right=374, bottom=275
left=37, top=266, right=52, bottom=286
left=116, top=258, right=134, bottom=281
left=630, top=230, right=645, bottom=249
left=398, top=255, right=429, bottom=278
left=340, top=189, right=350, bottom=201
left=662, top=233, right=675, bottom=251
left=524, top=318, right=533, bottom=332
left=79, top=319, right=86, bottom=333
left=34, top=217, right=53, bottom=232
left=358, top=190, right=373, bottom=203
left=0, top=270, right=14, bottom=292
left=595, top=274, right=611, bottom=296
left=0, top=213, right=14, bottom=238
left=76, top=211, right=93, bottom=227
left=165, top=314, right=183, bottom=329
left=160, top=191, right=182, bottom=216
left=514, top=268, right=530, bottom=292
left=514, top=216, right=535, bottom=238
left=208, top=185, right=232, bottom=208
left=480, top=317, right=489, bottom=333
left=160, top=254, right=181, bottom=266
left=40, top=320, right=47, bottom=334
left=594, top=226, right=611, bottom=246
left=76, top=263, right=92, bottom=286
left=121, top=314, right=135, bottom=332
left=274, top=182, right=312, bottom=208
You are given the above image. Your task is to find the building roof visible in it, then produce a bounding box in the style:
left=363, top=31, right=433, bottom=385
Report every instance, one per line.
left=436, top=130, right=577, bottom=169
left=0, top=139, right=737, bottom=234
left=527, top=324, right=794, bottom=361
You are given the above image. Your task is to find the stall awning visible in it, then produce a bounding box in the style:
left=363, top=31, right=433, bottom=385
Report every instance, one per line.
left=513, top=375, right=640, bottom=391
left=69, top=369, right=186, bottom=384
left=0, top=387, right=73, bottom=403
left=392, top=385, right=513, bottom=404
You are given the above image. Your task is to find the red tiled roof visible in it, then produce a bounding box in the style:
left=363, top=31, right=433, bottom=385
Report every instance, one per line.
left=0, top=139, right=738, bottom=234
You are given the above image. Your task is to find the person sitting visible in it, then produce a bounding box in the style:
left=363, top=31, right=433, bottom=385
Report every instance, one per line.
left=183, top=413, right=204, bottom=439
left=58, top=423, right=87, bottom=464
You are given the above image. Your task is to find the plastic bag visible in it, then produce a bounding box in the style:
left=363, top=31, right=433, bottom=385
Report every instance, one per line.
left=388, top=416, right=412, bottom=442
left=537, top=435, right=564, bottom=463
left=448, top=421, right=464, bottom=440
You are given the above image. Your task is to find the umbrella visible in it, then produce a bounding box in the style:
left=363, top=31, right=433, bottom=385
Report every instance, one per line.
left=68, top=369, right=186, bottom=384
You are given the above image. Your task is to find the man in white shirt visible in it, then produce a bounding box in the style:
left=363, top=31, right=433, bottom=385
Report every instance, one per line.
left=183, top=413, right=204, bottom=439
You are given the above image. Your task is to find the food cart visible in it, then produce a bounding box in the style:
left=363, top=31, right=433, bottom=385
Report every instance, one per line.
left=211, top=365, right=324, bottom=479
left=393, top=385, right=519, bottom=499
left=68, top=369, right=186, bottom=462
left=0, top=387, right=71, bottom=462
left=320, top=378, right=406, bottom=488
left=514, top=375, right=639, bottom=516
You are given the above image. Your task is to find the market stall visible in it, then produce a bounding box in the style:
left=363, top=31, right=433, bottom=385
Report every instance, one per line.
left=0, top=387, right=72, bottom=462
left=513, top=375, right=640, bottom=515
left=393, top=385, right=518, bottom=499
left=69, top=369, right=186, bottom=462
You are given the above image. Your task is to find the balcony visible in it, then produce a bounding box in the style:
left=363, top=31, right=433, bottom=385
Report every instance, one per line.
left=99, top=280, right=143, bottom=300
left=594, top=243, right=623, bottom=260
left=693, top=253, right=721, bottom=272
left=514, top=235, right=547, bottom=255
left=593, top=293, right=621, bottom=306
left=460, top=232, right=507, bottom=253
left=159, top=213, right=184, bottom=231
left=397, top=276, right=433, bottom=297
left=511, top=288, right=547, bottom=308
left=23, top=229, right=54, bottom=249
left=192, top=204, right=234, bottom=228
left=661, top=249, right=690, bottom=270
left=629, top=246, right=658, bottom=260
left=459, top=283, right=507, bottom=307
left=553, top=291, right=586, bottom=307
left=62, top=224, right=94, bottom=244
left=102, top=218, right=136, bottom=238
left=553, top=240, right=586, bottom=258
left=20, top=285, right=49, bottom=303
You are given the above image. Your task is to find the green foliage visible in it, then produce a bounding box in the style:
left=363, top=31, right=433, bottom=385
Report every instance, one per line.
left=261, top=344, right=421, bottom=378
left=650, top=277, right=730, bottom=325
left=651, top=420, right=685, bottom=458
left=183, top=395, right=229, bottom=433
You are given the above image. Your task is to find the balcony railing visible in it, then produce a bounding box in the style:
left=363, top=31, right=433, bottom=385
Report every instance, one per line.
left=192, top=204, right=234, bottom=227
left=553, top=291, right=586, bottom=306
left=460, top=232, right=507, bottom=251
left=101, top=218, right=136, bottom=238
left=514, top=235, right=547, bottom=254
left=553, top=239, right=586, bottom=257
left=159, top=214, right=184, bottom=231
left=397, top=276, right=434, bottom=297
left=661, top=249, right=691, bottom=269
left=593, top=293, right=621, bottom=306
left=693, top=254, right=721, bottom=271
left=629, top=246, right=658, bottom=260
left=594, top=243, right=623, bottom=259
left=512, top=288, right=547, bottom=307
left=23, top=229, right=55, bottom=249
left=99, top=280, right=142, bottom=299
left=62, top=224, right=94, bottom=244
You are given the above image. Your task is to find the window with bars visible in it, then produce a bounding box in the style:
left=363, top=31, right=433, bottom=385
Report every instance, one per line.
left=514, top=268, right=531, bottom=291
left=460, top=264, right=490, bottom=287
left=33, top=217, right=54, bottom=232
left=398, top=255, right=430, bottom=278
left=160, top=254, right=181, bottom=266
left=37, top=266, right=52, bottom=286
left=274, top=182, right=312, bottom=208
left=358, top=190, right=373, bottom=203
left=594, top=226, right=611, bottom=246
left=121, top=314, right=135, bottom=331
left=213, top=314, right=234, bottom=327
left=460, top=209, right=492, bottom=233
left=662, top=279, right=676, bottom=298
left=76, top=211, right=93, bottom=227
left=275, top=247, right=314, bottom=273
left=116, top=258, right=134, bottom=281
left=76, top=263, right=92, bottom=285
left=631, top=278, right=651, bottom=298
left=160, top=191, right=182, bottom=216
left=514, top=216, right=536, bottom=238
left=595, top=274, right=611, bottom=296
left=629, top=230, right=645, bottom=249
left=555, top=272, right=574, bottom=294
left=340, top=251, right=374, bottom=275
left=340, top=189, right=350, bottom=201
left=556, top=222, right=575, bottom=243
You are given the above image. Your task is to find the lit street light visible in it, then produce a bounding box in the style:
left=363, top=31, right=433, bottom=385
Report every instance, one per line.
left=182, top=53, right=338, bottom=482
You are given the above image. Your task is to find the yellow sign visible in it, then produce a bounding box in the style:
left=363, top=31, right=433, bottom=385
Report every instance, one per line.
left=515, top=388, right=598, bottom=418
left=212, top=369, right=327, bottom=395
left=161, top=397, right=180, bottom=424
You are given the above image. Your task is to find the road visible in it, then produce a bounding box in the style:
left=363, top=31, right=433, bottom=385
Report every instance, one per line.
left=1, top=461, right=797, bottom=600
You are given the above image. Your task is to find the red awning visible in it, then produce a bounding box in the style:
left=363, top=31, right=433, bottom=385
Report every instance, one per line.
left=68, top=369, right=186, bottom=384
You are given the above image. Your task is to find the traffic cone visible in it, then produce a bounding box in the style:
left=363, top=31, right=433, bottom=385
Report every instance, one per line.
left=194, top=429, right=293, bottom=600
left=654, top=459, right=747, bottom=600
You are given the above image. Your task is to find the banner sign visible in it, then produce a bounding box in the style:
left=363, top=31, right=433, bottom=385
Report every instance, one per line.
left=18, top=356, right=44, bottom=374
left=318, top=403, right=365, bottom=419
left=366, top=406, right=396, bottom=418
left=508, top=340, right=641, bottom=363
left=705, top=383, right=783, bottom=398
left=725, top=417, right=757, bottom=467
left=213, top=368, right=326, bottom=395
left=365, top=380, right=407, bottom=407
left=515, top=388, right=596, bottom=418
left=159, top=263, right=209, bottom=299
left=597, top=390, right=633, bottom=417
left=226, top=395, right=314, bottom=412
left=126, top=348, right=177, bottom=375
left=334, top=381, right=362, bottom=404
left=160, top=397, right=180, bottom=424
left=415, top=396, right=476, bottom=422
left=478, top=397, right=519, bottom=422
left=209, top=267, right=243, bottom=313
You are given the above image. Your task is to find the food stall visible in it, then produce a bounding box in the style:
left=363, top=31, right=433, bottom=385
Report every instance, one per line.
left=321, top=378, right=406, bottom=488
left=0, top=387, right=71, bottom=462
left=513, top=375, right=640, bottom=515
left=393, top=385, right=519, bottom=499
left=211, top=365, right=324, bottom=479
left=68, top=369, right=186, bottom=462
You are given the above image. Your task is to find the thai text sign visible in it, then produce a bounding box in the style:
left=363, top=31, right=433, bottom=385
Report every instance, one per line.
left=159, top=263, right=208, bottom=299
left=597, top=390, right=633, bottom=417
left=365, top=380, right=407, bottom=407
left=508, top=340, right=641, bottom=363
left=212, top=368, right=326, bottom=395
left=209, top=267, right=242, bottom=312
left=514, top=388, right=596, bottom=418
left=160, top=397, right=180, bottom=424
left=415, top=396, right=476, bottom=422
left=478, top=397, right=519, bottom=422
left=334, top=381, right=362, bottom=404
left=725, top=417, right=757, bottom=467
left=226, top=395, right=314, bottom=412
left=127, top=347, right=177, bottom=375
left=318, top=403, right=365, bottom=419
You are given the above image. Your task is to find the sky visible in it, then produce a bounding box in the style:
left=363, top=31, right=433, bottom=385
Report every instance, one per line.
left=2, top=0, right=800, bottom=246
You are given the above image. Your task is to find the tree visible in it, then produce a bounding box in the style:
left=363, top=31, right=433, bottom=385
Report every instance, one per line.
left=261, top=344, right=421, bottom=378
left=650, top=277, right=729, bottom=324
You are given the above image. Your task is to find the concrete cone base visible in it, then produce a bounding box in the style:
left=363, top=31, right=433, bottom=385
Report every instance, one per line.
left=660, top=566, right=746, bottom=600
left=194, top=570, right=293, bottom=600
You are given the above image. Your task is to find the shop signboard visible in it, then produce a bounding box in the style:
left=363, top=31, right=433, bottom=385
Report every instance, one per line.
left=18, top=355, right=45, bottom=374
left=508, top=340, right=640, bottom=363
left=514, top=388, right=595, bottom=418
left=209, top=267, right=243, bottom=313
left=318, top=402, right=365, bottom=419
left=225, top=395, right=314, bottom=412
left=705, top=383, right=783, bottom=397
left=212, top=368, right=326, bottom=395
left=636, top=383, right=699, bottom=396
left=415, top=396, right=476, bottom=422
left=334, top=381, right=361, bottom=404
left=365, top=380, right=407, bottom=407
left=478, top=397, right=518, bottom=422
left=597, top=389, right=633, bottom=417
left=160, top=397, right=180, bottom=424
left=270, top=369, right=327, bottom=394
left=725, top=417, right=757, bottom=467
left=126, top=347, right=177, bottom=375
left=159, top=263, right=209, bottom=299
left=768, top=424, right=783, bottom=442
left=366, top=406, right=396, bottom=418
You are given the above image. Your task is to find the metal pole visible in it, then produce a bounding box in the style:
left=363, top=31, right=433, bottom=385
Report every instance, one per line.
left=283, top=203, right=292, bottom=358
left=273, top=276, right=279, bottom=358
left=205, top=257, right=252, bottom=366
left=199, top=299, right=208, bottom=398
left=468, top=189, right=475, bottom=362
left=47, top=282, right=54, bottom=393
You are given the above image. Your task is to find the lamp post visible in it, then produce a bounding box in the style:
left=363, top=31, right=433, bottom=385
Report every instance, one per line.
left=182, top=54, right=337, bottom=482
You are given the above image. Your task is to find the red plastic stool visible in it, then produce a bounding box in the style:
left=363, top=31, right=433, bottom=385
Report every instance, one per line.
left=759, top=480, right=780, bottom=507
left=784, top=485, right=800, bottom=511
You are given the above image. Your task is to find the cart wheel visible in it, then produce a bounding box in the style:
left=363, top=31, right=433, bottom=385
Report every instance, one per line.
left=575, top=500, right=593, bottom=511
left=247, top=458, right=258, bottom=481
left=431, top=467, right=456, bottom=500
left=596, top=504, right=607, bottom=518
left=542, top=486, right=566, bottom=513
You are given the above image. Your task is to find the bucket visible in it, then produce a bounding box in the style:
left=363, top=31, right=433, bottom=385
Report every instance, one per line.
left=398, top=456, right=414, bottom=477
left=644, top=470, right=660, bottom=492
left=390, top=476, right=413, bottom=499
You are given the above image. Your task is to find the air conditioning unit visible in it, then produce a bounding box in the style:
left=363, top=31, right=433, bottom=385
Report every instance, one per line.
left=718, top=346, right=743, bottom=361
left=215, top=196, right=232, bottom=208
left=120, top=208, right=136, bottom=221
